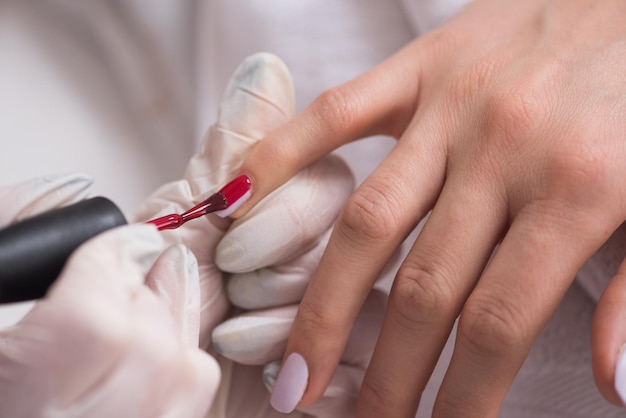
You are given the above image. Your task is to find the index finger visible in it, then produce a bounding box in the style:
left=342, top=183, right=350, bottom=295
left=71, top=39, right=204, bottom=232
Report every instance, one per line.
left=231, top=44, right=421, bottom=218
left=269, top=113, right=447, bottom=412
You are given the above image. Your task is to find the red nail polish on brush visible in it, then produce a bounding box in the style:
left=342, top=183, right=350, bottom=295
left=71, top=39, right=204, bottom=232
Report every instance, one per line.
left=146, top=175, right=252, bottom=230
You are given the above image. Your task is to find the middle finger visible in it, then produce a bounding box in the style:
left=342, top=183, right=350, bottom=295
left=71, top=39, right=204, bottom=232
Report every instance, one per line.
left=277, top=119, right=447, bottom=411
left=357, top=174, right=507, bottom=417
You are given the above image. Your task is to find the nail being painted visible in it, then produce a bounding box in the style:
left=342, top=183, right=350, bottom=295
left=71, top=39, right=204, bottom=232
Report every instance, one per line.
left=270, top=353, right=309, bottom=413
left=214, top=174, right=252, bottom=218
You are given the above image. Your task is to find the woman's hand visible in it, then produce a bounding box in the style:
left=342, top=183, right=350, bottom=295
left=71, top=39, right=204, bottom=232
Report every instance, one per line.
left=230, top=0, right=626, bottom=416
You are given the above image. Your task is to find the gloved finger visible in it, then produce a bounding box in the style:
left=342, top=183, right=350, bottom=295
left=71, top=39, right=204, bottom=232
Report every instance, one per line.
left=134, top=180, right=229, bottom=349
left=0, top=172, right=92, bottom=225
left=145, top=244, right=201, bottom=347
left=212, top=290, right=386, bottom=367
left=592, top=256, right=626, bottom=406
left=212, top=305, right=297, bottom=365
left=225, top=230, right=331, bottom=310
left=227, top=232, right=404, bottom=311
left=0, top=225, right=164, bottom=414
left=185, top=52, right=295, bottom=196
left=264, top=361, right=364, bottom=418
left=216, top=155, right=353, bottom=273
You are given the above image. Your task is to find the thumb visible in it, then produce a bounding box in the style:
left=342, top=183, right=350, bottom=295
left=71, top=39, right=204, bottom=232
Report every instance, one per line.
left=592, top=256, right=626, bottom=406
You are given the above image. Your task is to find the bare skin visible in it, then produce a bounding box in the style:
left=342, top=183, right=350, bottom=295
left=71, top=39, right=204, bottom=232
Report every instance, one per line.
left=234, top=0, right=626, bottom=416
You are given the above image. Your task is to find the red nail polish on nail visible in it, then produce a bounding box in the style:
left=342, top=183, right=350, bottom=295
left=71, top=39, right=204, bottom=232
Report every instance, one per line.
left=214, top=175, right=252, bottom=218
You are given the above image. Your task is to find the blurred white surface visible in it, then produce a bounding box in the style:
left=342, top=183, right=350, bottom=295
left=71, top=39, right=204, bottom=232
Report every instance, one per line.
left=0, top=2, right=192, bottom=326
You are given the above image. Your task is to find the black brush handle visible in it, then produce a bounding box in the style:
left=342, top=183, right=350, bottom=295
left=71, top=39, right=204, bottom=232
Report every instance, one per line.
left=0, top=197, right=127, bottom=303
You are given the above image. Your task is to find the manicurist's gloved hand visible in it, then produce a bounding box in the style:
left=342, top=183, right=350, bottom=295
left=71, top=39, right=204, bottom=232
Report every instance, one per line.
left=0, top=173, right=218, bottom=418
left=135, top=53, right=353, bottom=349
left=136, top=53, right=365, bottom=417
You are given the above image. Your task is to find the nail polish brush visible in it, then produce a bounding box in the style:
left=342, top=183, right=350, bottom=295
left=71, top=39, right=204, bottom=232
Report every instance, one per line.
left=0, top=175, right=251, bottom=303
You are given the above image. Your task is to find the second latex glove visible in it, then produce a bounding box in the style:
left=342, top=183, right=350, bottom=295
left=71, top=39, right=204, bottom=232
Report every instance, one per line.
left=135, top=53, right=353, bottom=348
left=0, top=174, right=217, bottom=418
left=135, top=53, right=354, bottom=417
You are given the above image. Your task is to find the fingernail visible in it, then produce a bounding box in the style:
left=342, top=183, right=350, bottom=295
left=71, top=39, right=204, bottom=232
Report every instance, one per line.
left=270, top=352, right=309, bottom=413
left=616, top=346, right=626, bottom=405
left=214, top=175, right=252, bottom=218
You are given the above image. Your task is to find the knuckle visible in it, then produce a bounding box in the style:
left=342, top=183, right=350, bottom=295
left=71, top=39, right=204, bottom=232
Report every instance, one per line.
left=435, top=394, right=467, bottom=417
left=338, top=182, right=402, bottom=242
left=422, top=27, right=458, bottom=54
left=484, top=85, right=547, bottom=145
left=449, top=58, right=502, bottom=107
left=544, top=140, right=611, bottom=196
left=297, top=297, right=342, bottom=338
left=391, top=262, right=456, bottom=330
left=418, top=27, right=462, bottom=69
left=482, top=64, right=560, bottom=148
left=359, top=375, right=399, bottom=413
left=458, top=294, right=527, bottom=357
left=313, top=86, right=360, bottom=132
left=254, top=133, right=299, bottom=174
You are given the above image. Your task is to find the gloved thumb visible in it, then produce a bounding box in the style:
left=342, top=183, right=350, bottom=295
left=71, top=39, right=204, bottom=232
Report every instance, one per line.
left=216, top=155, right=353, bottom=276
left=184, top=52, right=295, bottom=196
left=145, top=244, right=201, bottom=347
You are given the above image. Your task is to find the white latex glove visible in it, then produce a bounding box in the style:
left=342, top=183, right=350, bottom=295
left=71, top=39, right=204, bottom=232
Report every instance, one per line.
left=212, top=290, right=387, bottom=418
left=134, top=53, right=355, bottom=417
left=0, top=173, right=218, bottom=418
left=204, top=54, right=394, bottom=417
